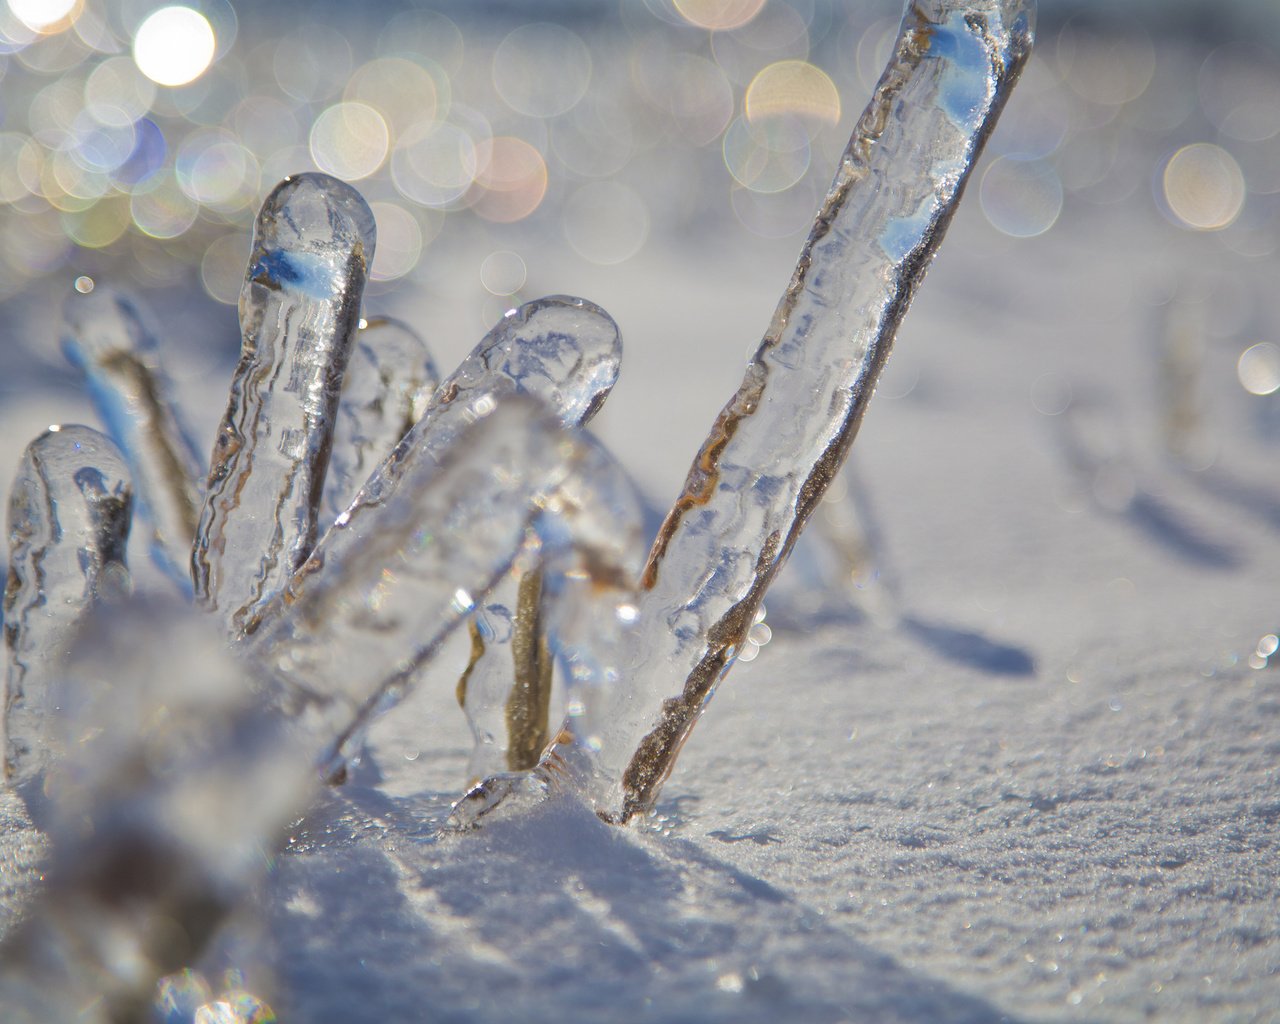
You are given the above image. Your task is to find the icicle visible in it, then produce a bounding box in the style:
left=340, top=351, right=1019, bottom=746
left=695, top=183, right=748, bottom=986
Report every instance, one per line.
left=457, top=0, right=1037, bottom=826
left=3, top=425, right=132, bottom=813
left=191, top=173, right=375, bottom=635
left=321, top=316, right=439, bottom=524
left=60, top=283, right=203, bottom=590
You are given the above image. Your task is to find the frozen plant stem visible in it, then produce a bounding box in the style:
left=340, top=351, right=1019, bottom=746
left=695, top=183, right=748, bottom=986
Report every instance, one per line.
left=461, top=0, right=1036, bottom=825
left=61, top=286, right=203, bottom=590
left=191, top=172, right=375, bottom=636
left=3, top=426, right=133, bottom=812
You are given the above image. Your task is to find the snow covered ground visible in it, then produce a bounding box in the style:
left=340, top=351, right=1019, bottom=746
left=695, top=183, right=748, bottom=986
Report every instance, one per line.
left=2, top=4, right=1279, bottom=1022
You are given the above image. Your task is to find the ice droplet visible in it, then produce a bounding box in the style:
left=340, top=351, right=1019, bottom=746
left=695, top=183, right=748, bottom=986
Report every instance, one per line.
left=61, top=285, right=204, bottom=590
left=3, top=425, right=132, bottom=812
left=192, top=172, right=375, bottom=635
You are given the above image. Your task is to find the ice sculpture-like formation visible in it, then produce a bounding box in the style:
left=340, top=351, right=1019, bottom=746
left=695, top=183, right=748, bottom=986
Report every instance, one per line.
left=192, top=173, right=375, bottom=635
left=61, top=286, right=202, bottom=588
left=321, top=316, right=439, bottom=522
left=455, top=0, right=1035, bottom=825
left=2, top=426, right=133, bottom=807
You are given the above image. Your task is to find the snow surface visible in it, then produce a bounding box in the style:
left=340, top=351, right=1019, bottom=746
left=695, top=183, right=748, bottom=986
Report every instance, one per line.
left=2, top=25, right=1279, bottom=1024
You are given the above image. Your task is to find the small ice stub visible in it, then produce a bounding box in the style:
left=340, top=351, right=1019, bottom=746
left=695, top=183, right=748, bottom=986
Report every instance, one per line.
left=3, top=425, right=133, bottom=812
left=321, top=316, right=439, bottom=522
left=61, top=285, right=203, bottom=590
left=459, top=0, right=1036, bottom=825
left=192, top=172, right=375, bottom=636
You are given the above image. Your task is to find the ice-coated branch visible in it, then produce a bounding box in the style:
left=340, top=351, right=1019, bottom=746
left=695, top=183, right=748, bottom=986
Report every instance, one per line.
left=0, top=398, right=643, bottom=1021
left=191, top=172, right=375, bottom=635
left=3, top=425, right=132, bottom=812
left=538, top=0, right=1034, bottom=823
left=61, top=285, right=203, bottom=589
left=321, top=315, right=439, bottom=523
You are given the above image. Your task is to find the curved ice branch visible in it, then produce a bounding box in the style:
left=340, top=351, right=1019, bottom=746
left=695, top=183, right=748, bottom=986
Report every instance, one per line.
left=553, top=0, right=1033, bottom=823
left=191, top=173, right=375, bottom=635
left=3, top=425, right=132, bottom=812
left=61, top=285, right=203, bottom=590
left=321, top=315, right=439, bottom=523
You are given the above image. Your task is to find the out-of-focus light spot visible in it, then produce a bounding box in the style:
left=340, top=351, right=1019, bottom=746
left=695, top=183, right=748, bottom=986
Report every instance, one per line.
left=176, top=130, right=257, bottom=209
left=988, top=58, right=1069, bottom=160
left=1161, top=143, right=1246, bottom=231
left=72, top=114, right=137, bottom=174
left=493, top=23, right=591, bottom=119
left=674, top=0, right=765, bottom=32
left=551, top=92, right=633, bottom=177
left=377, top=9, right=464, bottom=76
left=368, top=200, right=421, bottom=282
left=470, top=136, right=547, bottom=223
left=980, top=155, right=1063, bottom=238
left=563, top=180, right=649, bottom=266
left=310, top=102, right=389, bottom=182
left=273, top=24, right=350, bottom=104
left=84, top=56, right=157, bottom=129
left=745, top=60, right=840, bottom=129
left=391, top=120, right=479, bottom=208
left=1199, top=43, right=1280, bottom=143
left=711, top=2, right=809, bottom=86
left=666, top=54, right=733, bottom=147
left=723, top=115, right=810, bottom=194
left=346, top=57, right=442, bottom=135
left=1056, top=20, right=1155, bottom=107
left=1237, top=343, right=1280, bottom=396
left=0, top=133, right=42, bottom=203
left=73, top=274, right=92, bottom=292
left=131, top=174, right=198, bottom=239
left=133, top=7, right=216, bottom=88
left=1030, top=371, right=1072, bottom=416
left=480, top=250, right=526, bottom=296
left=8, top=0, right=78, bottom=33
left=201, top=232, right=245, bottom=305
left=61, top=197, right=130, bottom=248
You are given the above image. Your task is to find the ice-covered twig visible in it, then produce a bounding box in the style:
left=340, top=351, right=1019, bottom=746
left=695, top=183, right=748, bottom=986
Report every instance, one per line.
left=321, top=316, right=439, bottom=523
left=470, top=0, right=1035, bottom=824
left=191, top=173, right=375, bottom=635
left=3, top=426, right=133, bottom=813
left=61, top=285, right=203, bottom=589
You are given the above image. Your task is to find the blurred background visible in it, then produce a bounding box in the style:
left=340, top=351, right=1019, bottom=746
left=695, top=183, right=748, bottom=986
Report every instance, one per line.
left=0, top=0, right=1277, bottom=601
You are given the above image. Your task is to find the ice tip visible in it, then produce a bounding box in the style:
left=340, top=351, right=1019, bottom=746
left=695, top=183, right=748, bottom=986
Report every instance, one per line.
left=256, top=172, right=377, bottom=264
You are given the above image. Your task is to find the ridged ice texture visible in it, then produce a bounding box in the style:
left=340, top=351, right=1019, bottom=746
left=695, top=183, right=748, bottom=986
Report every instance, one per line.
left=321, top=316, right=439, bottom=523
left=2, top=425, right=132, bottom=808
left=515, top=0, right=1036, bottom=823
left=252, top=396, right=643, bottom=780
left=192, top=173, right=375, bottom=635
left=61, top=285, right=203, bottom=589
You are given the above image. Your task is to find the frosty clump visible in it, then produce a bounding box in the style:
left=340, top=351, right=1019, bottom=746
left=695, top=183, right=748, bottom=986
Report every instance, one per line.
left=0, top=1, right=1034, bottom=1019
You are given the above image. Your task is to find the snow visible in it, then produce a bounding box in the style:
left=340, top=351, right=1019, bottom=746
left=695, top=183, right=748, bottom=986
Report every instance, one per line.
left=2, top=11, right=1279, bottom=1024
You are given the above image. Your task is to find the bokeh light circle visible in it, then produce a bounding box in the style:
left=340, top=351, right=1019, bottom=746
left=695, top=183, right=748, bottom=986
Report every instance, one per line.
left=1237, top=343, right=1280, bottom=396
left=310, top=102, right=390, bottom=181
left=493, top=23, right=591, bottom=119
left=470, top=136, right=547, bottom=223
left=673, top=0, right=765, bottom=31
left=480, top=250, right=526, bottom=296
left=1160, top=143, right=1246, bottom=231
left=563, top=181, right=650, bottom=266
left=980, top=155, right=1064, bottom=238
left=133, top=6, right=216, bottom=88
left=390, top=120, right=479, bottom=208
left=745, top=60, right=840, bottom=130
left=368, top=201, right=422, bottom=282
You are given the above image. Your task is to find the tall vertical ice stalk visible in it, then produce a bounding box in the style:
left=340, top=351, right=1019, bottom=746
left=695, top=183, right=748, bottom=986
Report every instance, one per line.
left=3, top=425, right=132, bottom=811
left=458, top=0, right=1036, bottom=825
left=191, top=173, right=375, bottom=635
left=61, top=285, right=203, bottom=589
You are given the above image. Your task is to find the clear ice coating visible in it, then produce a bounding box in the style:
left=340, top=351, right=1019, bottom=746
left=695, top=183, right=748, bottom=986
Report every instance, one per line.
left=3, top=425, right=133, bottom=809
left=192, top=172, right=375, bottom=635
left=320, top=316, right=439, bottom=522
left=459, top=0, right=1036, bottom=824
left=60, top=284, right=203, bottom=590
